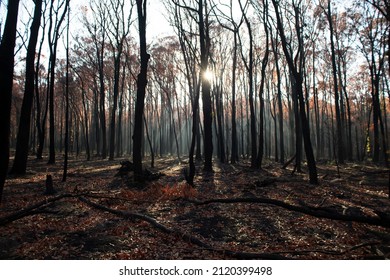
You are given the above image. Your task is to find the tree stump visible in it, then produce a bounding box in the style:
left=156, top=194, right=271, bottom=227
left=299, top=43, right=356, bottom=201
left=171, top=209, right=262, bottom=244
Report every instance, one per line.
left=115, top=160, right=134, bottom=177
left=44, top=174, right=55, bottom=195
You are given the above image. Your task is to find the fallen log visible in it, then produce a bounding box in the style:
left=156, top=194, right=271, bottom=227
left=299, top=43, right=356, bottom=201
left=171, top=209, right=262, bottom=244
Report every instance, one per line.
left=359, top=168, right=389, bottom=175
left=0, top=193, right=76, bottom=226
left=282, top=154, right=296, bottom=169
left=274, top=241, right=380, bottom=257
left=188, top=197, right=390, bottom=228
left=79, top=196, right=289, bottom=259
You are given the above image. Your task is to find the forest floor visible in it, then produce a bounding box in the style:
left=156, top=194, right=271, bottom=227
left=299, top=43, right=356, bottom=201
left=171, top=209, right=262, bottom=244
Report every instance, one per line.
left=0, top=155, right=390, bottom=260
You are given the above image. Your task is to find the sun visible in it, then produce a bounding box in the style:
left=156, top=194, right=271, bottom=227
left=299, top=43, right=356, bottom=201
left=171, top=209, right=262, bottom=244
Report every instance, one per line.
left=203, top=69, right=213, bottom=82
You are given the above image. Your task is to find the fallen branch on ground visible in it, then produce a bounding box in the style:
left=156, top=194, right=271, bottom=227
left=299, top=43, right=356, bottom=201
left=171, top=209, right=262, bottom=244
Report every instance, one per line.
left=282, top=154, right=296, bottom=169
left=188, top=197, right=390, bottom=228
left=359, top=168, right=389, bottom=175
left=79, top=196, right=289, bottom=260
left=274, top=241, right=381, bottom=256
left=0, top=193, right=77, bottom=226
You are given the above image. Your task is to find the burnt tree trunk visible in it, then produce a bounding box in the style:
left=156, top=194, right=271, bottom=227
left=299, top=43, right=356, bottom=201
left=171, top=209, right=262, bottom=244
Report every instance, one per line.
left=327, top=1, right=344, bottom=164
left=45, top=174, right=55, bottom=195
left=11, top=0, right=42, bottom=175
left=275, top=40, right=285, bottom=164
left=215, top=84, right=226, bottom=163
left=62, top=6, right=70, bottom=182
left=231, top=31, right=239, bottom=164
left=256, top=2, right=270, bottom=168
left=133, top=0, right=150, bottom=179
left=239, top=0, right=257, bottom=168
left=0, top=0, right=20, bottom=203
left=109, top=55, right=122, bottom=160
left=34, top=17, right=48, bottom=160
left=143, top=114, right=154, bottom=168
left=81, top=85, right=91, bottom=161
left=271, top=0, right=318, bottom=184
left=108, top=0, right=130, bottom=160
left=199, top=0, right=213, bottom=172
left=47, top=0, right=70, bottom=165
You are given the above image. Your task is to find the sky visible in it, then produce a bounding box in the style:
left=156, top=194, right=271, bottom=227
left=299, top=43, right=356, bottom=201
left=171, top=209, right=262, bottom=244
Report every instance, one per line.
left=146, top=0, right=175, bottom=39
left=70, top=0, right=175, bottom=41
left=0, top=0, right=177, bottom=65
left=0, top=0, right=175, bottom=44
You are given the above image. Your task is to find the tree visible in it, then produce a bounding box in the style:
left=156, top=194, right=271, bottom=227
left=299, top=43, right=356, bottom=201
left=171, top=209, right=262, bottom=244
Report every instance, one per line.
left=10, top=0, right=43, bottom=175
left=209, top=28, right=229, bottom=164
left=107, top=0, right=133, bottom=160
left=270, top=25, right=285, bottom=164
left=133, top=0, right=150, bottom=179
left=363, top=0, right=390, bottom=22
left=82, top=0, right=109, bottom=159
left=47, top=0, right=70, bottom=164
left=271, top=0, right=318, bottom=184
left=211, top=0, right=243, bottom=164
left=35, top=1, right=49, bottom=160
left=166, top=1, right=201, bottom=184
left=198, top=0, right=213, bottom=171
left=149, top=39, right=183, bottom=163
left=72, top=66, right=91, bottom=161
left=325, top=0, right=345, bottom=164
left=238, top=0, right=257, bottom=168
left=0, top=0, right=21, bottom=202
left=355, top=1, right=388, bottom=165
left=363, top=0, right=389, bottom=81
left=172, top=0, right=214, bottom=172
left=62, top=3, right=70, bottom=182
left=253, top=0, right=271, bottom=168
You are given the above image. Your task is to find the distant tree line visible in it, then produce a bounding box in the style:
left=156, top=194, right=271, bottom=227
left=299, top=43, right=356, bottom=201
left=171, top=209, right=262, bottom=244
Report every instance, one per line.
left=0, top=0, right=389, bottom=201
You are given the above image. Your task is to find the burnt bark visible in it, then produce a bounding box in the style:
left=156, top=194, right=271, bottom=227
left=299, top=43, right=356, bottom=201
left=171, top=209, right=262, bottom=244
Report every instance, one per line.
left=271, top=0, right=318, bottom=184
left=62, top=6, right=70, bottom=182
left=256, top=1, right=270, bottom=168
left=238, top=0, right=256, bottom=168
left=10, top=0, right=43, bottom=175
left=133, top=0, right=150, bottom=179
left=326, top=1, right=344, bottom=164
left=108, top=0, right=131, bottom=161
left=47, top=0, right=70, bottom=164
left=0, top=0, right=20, bottom=203
left=231, top=32, right=239, bottom=163
left=199, top=0, right=213, bottom=172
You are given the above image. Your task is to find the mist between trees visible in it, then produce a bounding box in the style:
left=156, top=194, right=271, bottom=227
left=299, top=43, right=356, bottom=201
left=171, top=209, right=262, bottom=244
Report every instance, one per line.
left=1, top=0, right=389, bottom=200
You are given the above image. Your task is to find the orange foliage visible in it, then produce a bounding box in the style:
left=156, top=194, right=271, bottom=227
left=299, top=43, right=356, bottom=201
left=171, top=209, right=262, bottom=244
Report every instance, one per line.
left=159, top=183, right=198, bottom=200
left=119, top=182, right=198, bottom=202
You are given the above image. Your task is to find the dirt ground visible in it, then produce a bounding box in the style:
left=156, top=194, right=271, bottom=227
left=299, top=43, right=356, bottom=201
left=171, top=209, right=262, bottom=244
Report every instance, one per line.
left=1, top=156, right=389, bottom=259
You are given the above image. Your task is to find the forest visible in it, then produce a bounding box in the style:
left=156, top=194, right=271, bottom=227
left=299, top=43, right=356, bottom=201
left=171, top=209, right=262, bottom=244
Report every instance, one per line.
left=0, top=0, right=389, bottom=260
